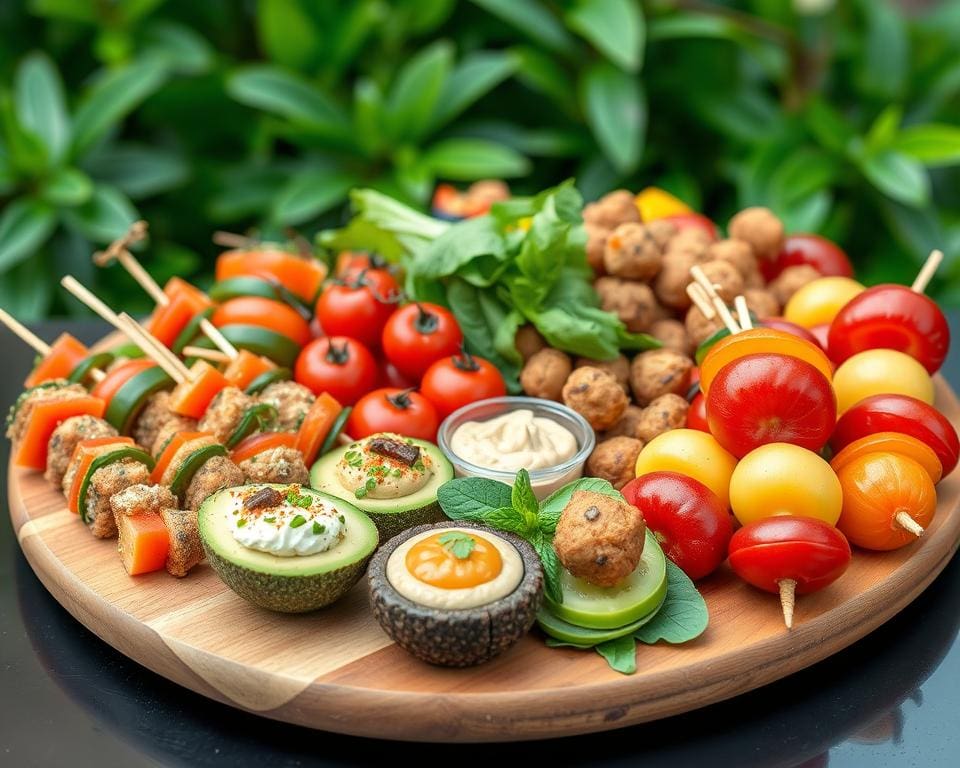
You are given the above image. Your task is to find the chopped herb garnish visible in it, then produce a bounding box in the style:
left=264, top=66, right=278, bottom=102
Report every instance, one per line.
left=392, top=468, right=402, bottom=477
left=285, top=489, right=312, bottom=508
left=290, top=514, right=307, bottom=528
left=354, top=486, right=368, bottom=499
left=236, top=518, right=248, bottom=528
left=338, top=514, right=345, bottom=524
left=312, top=521, right=326, bottom=535
left=344, top=450, right=363, bottom=468
left=413, top=460, right=426, bottom=472
left=438, top=531, right=476, bottom=560
left=365, top=477, right=377, bottom=491
left=264, top=516, right=276, bottom=523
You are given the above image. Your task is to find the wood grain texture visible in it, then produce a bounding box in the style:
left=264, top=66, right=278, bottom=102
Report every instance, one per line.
left=8, top=376, right=960, bottom=742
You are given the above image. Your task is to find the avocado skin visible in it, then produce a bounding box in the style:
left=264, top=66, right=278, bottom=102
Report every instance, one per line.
left=202, top=542, right=373, bottom=613
left=365, top=501, right=445, bottom=541
left=368, top=522, right=544, bottom=667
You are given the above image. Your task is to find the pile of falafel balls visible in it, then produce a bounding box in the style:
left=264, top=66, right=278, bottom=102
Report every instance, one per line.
left=517, top=189, right=826, bottom=492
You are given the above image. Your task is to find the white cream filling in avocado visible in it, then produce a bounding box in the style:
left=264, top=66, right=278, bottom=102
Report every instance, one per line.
left=228, top=492, right=346, bottom=557
left=335, top=432, right=434, bottom=500
left=386, top=528, right=524, bottom=610
left=450, top=409, right=578, bottom=472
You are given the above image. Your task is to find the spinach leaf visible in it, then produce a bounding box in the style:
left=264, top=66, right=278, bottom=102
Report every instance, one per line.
left=538, top=476, right=622, bottom=533
left=437, top=477, right=513, bottom=521
left=412, top=216, right=504, bottom=279
left=595, top=634, right=637, bottom=675
left=634, top=560, right=709, bottom=645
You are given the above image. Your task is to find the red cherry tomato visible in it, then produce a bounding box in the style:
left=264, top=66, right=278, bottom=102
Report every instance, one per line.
left=381, top=303, right=463, bottom=381
left=379, top=361, right=415, bottom=390
left=334, top=251, right=387, bottom=279
left=761, top=234, right=854, bottom=282
left=315, top=269, right=400, bottom=350
left=808, top=323, right=831, bottom=352
left=661, top=212, right=718, bottom=241
left=830, top=394, right=959, bottom=477
left=622, top=471, right=732, bottom=580
left=706, top=353, right=836, bottom=457
left=294, top=336, right=377, bottom=406
left=212, top=296, right=312, bottom=347
left=728, top=516, right=851, bottom=595
left=686, top=392, right=709, bottom=432
left=347, top=387, right=439, bottom=442
left=827, top=285, right=950, bottom=374
left=760, top=317, right=823, bottom=349
left=420, top=351, right=507, bottom=422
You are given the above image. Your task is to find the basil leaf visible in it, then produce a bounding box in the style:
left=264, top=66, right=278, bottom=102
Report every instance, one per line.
left=511, top=468, right=539, bottom=527
left=532, top=532, right=563, bottom=605
left=539, top=477, right=622, bottom=533
left=437, top=477, right=513, bottom=521
left=595, top=634, right=637, bottom=675
left=634, top=560, right=709, bottom=645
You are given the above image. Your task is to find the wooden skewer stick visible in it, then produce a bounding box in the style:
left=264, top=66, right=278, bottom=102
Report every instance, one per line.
left=895, top=510, right=925, bottom=538
left=686, top=283, right=716, bottom=319
left=911, top=249, right=943, bottom=294
left=60, top=277, right=186, bottom=385
left=213, top=230, right=258, bottom=249
left=690, top=265, right=742, bottom=335
left=734, top=296, right=753, bottom=330
left=116, top=315, right=187, bottom=385
left=119, top=313, right=192, bottom=383
left=0, top=307, right=51, bottom=356
left=779, top=578, right=796, bottom=630
left=182, top=346, right=231, bottom=363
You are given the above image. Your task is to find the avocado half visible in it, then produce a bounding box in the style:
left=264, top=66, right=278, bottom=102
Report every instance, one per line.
left=367, top=521, right=544, bottom=667
left=310, top=438, right=453, bottom=540
left=198, top=483, right=378, bottom=613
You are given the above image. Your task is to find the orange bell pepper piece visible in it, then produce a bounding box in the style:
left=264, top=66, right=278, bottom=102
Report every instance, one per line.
left=15, top=395, right=106, bottom=471
left=295, top=392, right=342, bottom=467
left=147, top=290, right=212, bottom=348
left=24, top=333, right=89, bottom=387
left=223, top=349, right=275, bottom=389
left=66, top=437, right=135, bottom=513
left=151, top=430, right=211, bottom=484
left=168, top=361, right=228, bottom=419
left=230, top=431, right=297, bottom=464
left=116, top=512, right=169, bottom=576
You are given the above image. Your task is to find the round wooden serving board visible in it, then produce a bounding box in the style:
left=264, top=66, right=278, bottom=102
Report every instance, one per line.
left=9, top=378, right=960, bottom=742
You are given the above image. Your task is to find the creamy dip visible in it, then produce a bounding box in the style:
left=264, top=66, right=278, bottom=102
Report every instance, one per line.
left=336, top=433, right=434, bottom=500
left=386, top=528, right=523, bottom=610
left=229, top=486, right=346, bottom=557
left=449, top=409, right=578, bottom=472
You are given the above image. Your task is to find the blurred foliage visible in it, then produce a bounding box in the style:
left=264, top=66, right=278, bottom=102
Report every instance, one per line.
left=0, top=0, right=959, bottom=319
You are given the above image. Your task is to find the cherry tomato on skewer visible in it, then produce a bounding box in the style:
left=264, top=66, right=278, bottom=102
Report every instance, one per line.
left=728, top=516, right=852, bottom=628
left=381, top=302, right=463, bottom=382
left=783, top=276, right=864, bottom=329
left=634, top=429, right=738, bottom=509
left=827, top=284, right=950, bottom=374
left=759, top=318, right=823, bottom=349
left=294, top=336, right=378, bottom=406
left=835, top=452, right=936, bottom=551
left=830, top=431, right=942, bottom=485
left=830, top=394, right=959, bottom=477
left=832, top=349, right=934, bottom=415
left=706, top=353, right=836, bottom=458
left=420, top=350, right=506, bottom=422
left=622, top=471, right=732, bottom=580
left=686, top=392, right=709, bottom=432
left=761, top=233, right=854, bottom=282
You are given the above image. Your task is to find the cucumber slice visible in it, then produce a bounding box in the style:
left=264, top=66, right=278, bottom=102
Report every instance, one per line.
left=244, top=367, right=291, bottom=395
left=78, top=447, right=155, bottom=523
left=695, top=327, right=731, bottom=365
left=68, top=352, right=114, bottom=384
left=170, top=444, right=228, bottom=502
left=193, top=325, right=301, bottom=367
left=536, top=593, right=665, bottom=646
left=318, top=406, right=352, bottom=457
left=546, top=531, right=668, bottom=630
left=209, top=276, right=311, bottom=314
left=225, top=403, right=278, bottom=449
left=104, top=366, right=175, bottom=435
left=171, top=307, right=214, bottom=355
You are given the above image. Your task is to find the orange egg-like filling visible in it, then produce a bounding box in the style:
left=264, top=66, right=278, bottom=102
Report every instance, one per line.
left=405, top=532, right=503, bottom=589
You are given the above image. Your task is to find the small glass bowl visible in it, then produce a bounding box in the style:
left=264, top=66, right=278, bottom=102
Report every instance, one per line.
left=437, top=396, right=596, bottom=499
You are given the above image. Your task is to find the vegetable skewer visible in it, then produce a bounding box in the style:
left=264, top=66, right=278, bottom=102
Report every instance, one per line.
left=0, top=307, right=105, bottom=383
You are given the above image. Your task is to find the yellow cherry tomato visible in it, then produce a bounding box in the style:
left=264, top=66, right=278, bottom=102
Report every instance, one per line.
left=783, top=276, right=865, bottom=328
left=832, top=349, right=934, bottom=415
left=635, top=187, right=693, bottom=221
left=635, top=428, right=738, bottom=509
left=729, top=443, right=842, bottom=526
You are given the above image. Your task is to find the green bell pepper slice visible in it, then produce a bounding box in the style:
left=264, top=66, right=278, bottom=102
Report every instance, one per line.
left=78, top=447, right=155, bottom=524
left=104, top=366, right=175, bottom=435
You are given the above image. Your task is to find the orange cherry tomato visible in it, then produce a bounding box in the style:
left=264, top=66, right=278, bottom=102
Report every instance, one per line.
left=216, top=248, right=327, bottom=304
left=90, top=359, right=156, bottom=404
left=699, top=328, right=833, bottom=397
left=212, top=296, right=312, bottom=347
left=835, top=452, right=936, bottom=551
left=830, top=431, right=942, bottom=485
left=24, top=333, right=89, bottom=387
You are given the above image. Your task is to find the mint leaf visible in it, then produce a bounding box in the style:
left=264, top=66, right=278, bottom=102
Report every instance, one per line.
left=532, top=531, right=563, bottom=605
left=634, top=560, right=709, bottom=645
left=484, top=506, right=530, bottom=535
left=438, top=531, right=476, bottom=559
left=595, top=635, right=637, bottom=674
left=539, top=477, right=622, bottom=533
left=437, top=477, right=513, bottom=521
left=511, top=468, right=539, bottom=529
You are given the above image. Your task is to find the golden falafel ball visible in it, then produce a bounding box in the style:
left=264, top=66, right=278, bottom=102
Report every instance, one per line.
left=667, top=227, right=711, bottom=260
left=602, top=405, right=645, bottom=440
left=646, top=219, right=679, bottom=250
left=520, top=348, right=572, bottom=401
left=729, top=206, right=785, bottom=261
left=586, top=437, right=644, bottom=490
left=515, top=324, right=547, bottom=362
left=562, top=367, right=629, bottom=431
left=698, top=259, right=744, bottom=303
left=742, top=267, right=766, bottom=289
left=575, top=354, right=630, bottom=392
left=769, top=264, right=820, bottom=306
left=595, top=277, right=658, bottom=333
left=583, top=189, right=641, bottom=229
left=603, top=222, right=663, bottom=281
left=636, top=394, right=690, bottom=442
left=743, top=288, right=780, bottom=320
left=553, top=490, right=646, bottom=587
left=585, top=223, right=610, bottom=274
left=685, top=304, right=725, bottom=347
left=629, top=348, right=694, bottom=406
left=652, top=251, right=697, bottom=310
left=650, top=319, right=692, bottom=356
left=706, top=238, right=757, bottom=278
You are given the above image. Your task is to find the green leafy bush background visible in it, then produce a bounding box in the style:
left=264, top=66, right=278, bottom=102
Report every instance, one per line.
left=1, top=0, right=958, bottom=319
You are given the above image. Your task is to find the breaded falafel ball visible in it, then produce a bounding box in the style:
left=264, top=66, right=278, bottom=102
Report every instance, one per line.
left=653, top=249, right=700, bottom=309
left=586, top=437, right=644, bottom=490
left=574, top=354, right=630, bottom=392
left=629, top=349, right=693, bottom=406
left=729, top=206, right=785, bottom=261
left=602, top=405, right=645, bottom=440
left=667, top=227, right=711, bottom=259
left=706, top=238, right=757, bottom=277
left=636, top=394, right=689, bottom=442
left=515, top=324, right=547, bottom=362
left=603, top=223, right=663, bottom=281
left=649, top=319, right=692, bottom=356
left=646, top=219, right=679, bottom=250
left=685, top=304, right=725, bottom=347
left=562, top=366, right=629, bottom=431
left=743, top=288, right=780, bottom=320
left=553, top=490, right=646, bottom=587
left=595, top=277, right=658, bottom=333
left=582, top=189, right=641, bottom=229
left=698, top=259, right=744, bottom=303
left=585, top=224, right=610, bottom=274
left=520, top=348, right=572, bottom=401
left=770, top=264, right=820, bottom=306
